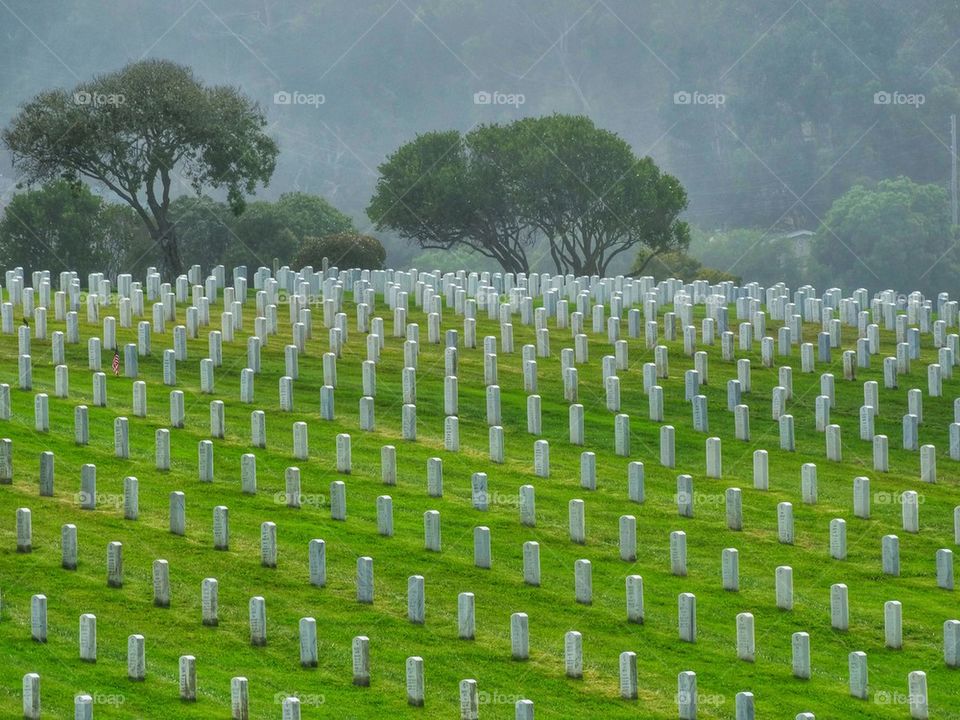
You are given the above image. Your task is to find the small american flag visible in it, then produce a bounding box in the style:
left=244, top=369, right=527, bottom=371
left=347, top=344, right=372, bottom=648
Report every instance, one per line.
left=112, top=351, right=121, bottom=376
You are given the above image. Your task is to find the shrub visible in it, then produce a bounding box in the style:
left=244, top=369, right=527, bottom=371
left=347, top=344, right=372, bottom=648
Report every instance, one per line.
left=294, top=233, right=386, bottom=271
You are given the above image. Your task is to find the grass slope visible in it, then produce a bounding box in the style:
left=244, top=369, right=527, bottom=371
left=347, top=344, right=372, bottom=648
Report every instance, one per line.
left=0, top=288, right=959, bottom=719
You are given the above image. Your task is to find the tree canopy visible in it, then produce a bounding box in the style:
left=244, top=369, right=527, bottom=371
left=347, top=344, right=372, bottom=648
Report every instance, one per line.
left=293, top=233, right=386, bottom=271
left=2, top=59, right=279, bottom=277
left=810, top=177, right=955, bottom=295
left=0, top=180, right=110, bottom=278
left=368, top=115, right=688, bottom=276
left=229, top=192, right=356, bottom=272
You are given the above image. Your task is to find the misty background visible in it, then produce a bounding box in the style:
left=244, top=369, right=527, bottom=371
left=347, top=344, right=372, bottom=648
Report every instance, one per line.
left=2, top=0, right=959, bottom=289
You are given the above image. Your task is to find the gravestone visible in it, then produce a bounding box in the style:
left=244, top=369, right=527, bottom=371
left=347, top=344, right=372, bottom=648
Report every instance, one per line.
left=801, top=463, right=818, bottom=504
left=937, top=548, right=954, bottom=590
left=574, top=559, right=592, bottom=604
left=944, top=619, right=960, bottom=668
left=30, top=594, right=47, bottom=642
left=107, top=541, right=123, bottom=588
left=619, top=651, right=638, bottom=700
left=831, top=583, right=849, bottom=630
left=293, top=422, right=309, bottom=460
left=331, top=480, right=347, bottom=520
left=677, top=475, right=694, bottom=518
left=472, top=472, right=488, bottom=510
left=357, top=557, right=374, bottom=603
left=792, top=632, right=811, bottom=679
left=15, top=508, right=31, bottom=553
left=213, top=505, right=230, bottom=550
left=75, top=695, right=92, bottom=719
left=903, top=491, right=920, bottom=533
left=671, top=531, right=687, bottom=576
left=677, top=671, right=697, bottom=720
left=179, top=655, right=197, bottom=701
left=511, top=613, right=529, bottom=660
left=424, top=510, right=441, bottom=552
left=242, top=455, right=257, bottom=495
left=777, top=566, right=794, bottom=610
left=299, top=617, right=318, bottom=668
left=382, top=445, right=397, bottom=485
left=908, top=671, right=927, bottom=719
left=706, top=437, right=722, bottom=477
left=352, top=636, right=370, bottom=686
left=377, top=496, right=393, bottom=537
left=22, top=673, right=40, bottom=719
left=849, top=651, right=868, bottom=700
left=523, top=541, right=540, bottom=586
left=38, top=451, right=54, bottom=496
left=249, top=596, right=266, bottom=646
left=251, top=410, right=266, bottom=448
left=406, top=656, right=425, bottom=707
left=722, top=548, right=739, bottom=591
left=569, top=404, right=584, bottom=445
left=169, top=491, right=185, bottom=535
left=564, top=630, right=583, bottom=679
left=155, top=429, right=170, bottom=471
left=737, top=612, right=755, bottom=662
left=678, top=592, right=697, bottom=642
left=261, top=522, right=277, bottom=568
left=337, top=433, right=352, bottom=474
left=780, top=414, right=795, bottom=451
left=830, top=518, right=847, bottom=560
left=726, top=488, right=743, bottom=530
left=231, top=676, right=248, bottom=719
left=626, top=575, right=644, bottom=624
left=80, top=463, right=96, bottom=509
left=628, top=461, right=645, bottom=503
left=458, top=592, right=475, bottom=640
left=852, top=476, right=871, bottom=520
left=619, top=515, right=637, bottom=561
left=124, top=477, right=138, bottom=520
left=778, top=502, right=794, bottom=544
left=474, top=526, right=491, bottom=568
left=406, top=575, right=426, bottom=625
left=61, top=524, right=77, bottom=569
left=519, top=485, right=536, bottom=527
left=153, top=559, right=170, bottom=607
left=309, top=539, right=326, bottom=587
left=569, top=499, right=586, bottom=544
left=754, top=450, right=769, bottom=490
left=661, top=425, right=676, bottom=467
left=170, top=391, right=185, bottom=428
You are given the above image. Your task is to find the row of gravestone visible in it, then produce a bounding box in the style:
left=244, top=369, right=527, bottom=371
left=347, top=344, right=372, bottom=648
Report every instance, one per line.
left=20, top=666, right=539, bottom=720
left=17, top=586, right=954, bottom=720
left=7, top=274, right=960, bottom=716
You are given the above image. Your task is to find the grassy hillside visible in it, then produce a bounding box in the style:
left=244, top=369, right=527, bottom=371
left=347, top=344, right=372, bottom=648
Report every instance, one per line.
left=0, top=280, right=958, bottom=719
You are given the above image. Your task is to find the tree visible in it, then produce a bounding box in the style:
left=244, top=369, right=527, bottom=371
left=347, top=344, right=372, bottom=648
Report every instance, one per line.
left=168, top=196, right=237, bottom=274
left=687, top=227, right=811, bottom=288
left=367, top=129, right=535, bottom=274
left=630, top=249, right=740, bottom=284
left=293, top=233, right=386, bottom=270
left=0, top=180, right=109, bottom=277
left=368, top=116, right=689, bottom=276
left=811, top=177, right=956, bottom=295
left=99, top=203, right=154, bottom=279
left=2, top=59, right=279, bottom=277
left=509, top=115, right=690, bottom=277
left=230, top=192, right=355, bottom=272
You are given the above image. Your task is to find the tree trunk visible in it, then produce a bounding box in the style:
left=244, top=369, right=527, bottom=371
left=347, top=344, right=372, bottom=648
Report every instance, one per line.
left=155, top=219, right=183, bottom=279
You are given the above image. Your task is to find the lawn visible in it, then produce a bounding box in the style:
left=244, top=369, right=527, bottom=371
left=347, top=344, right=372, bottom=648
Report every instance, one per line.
left=0, top=279, right=958, bottom=719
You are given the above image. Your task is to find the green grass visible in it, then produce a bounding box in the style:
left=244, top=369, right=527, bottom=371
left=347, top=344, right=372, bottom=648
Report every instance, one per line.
left=1, top=288, right=959, bottom=719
